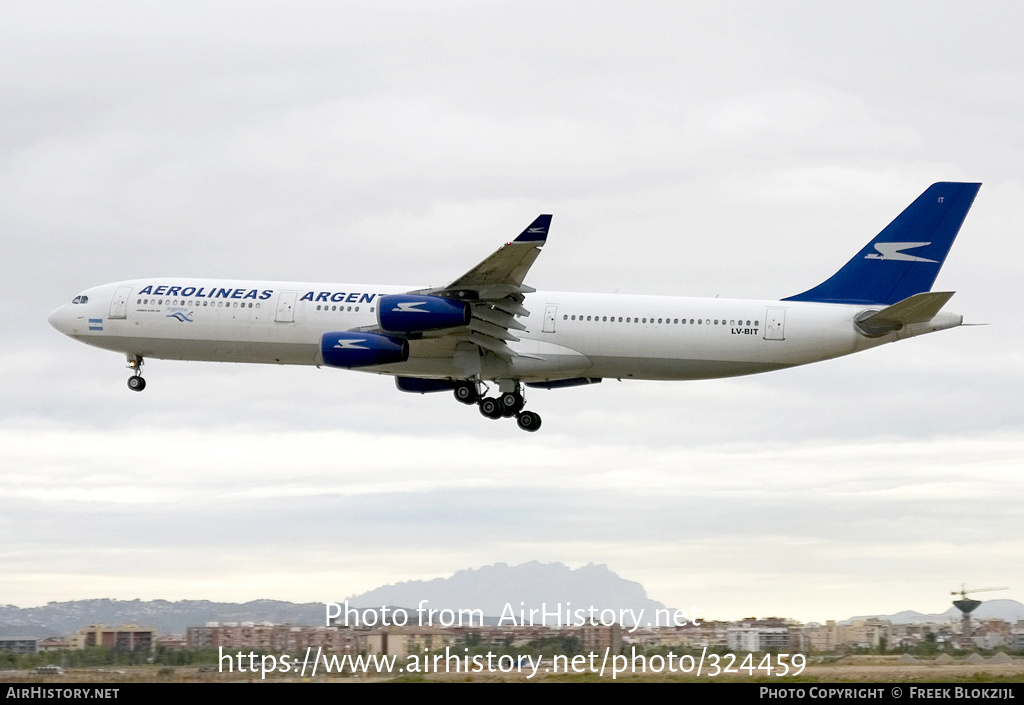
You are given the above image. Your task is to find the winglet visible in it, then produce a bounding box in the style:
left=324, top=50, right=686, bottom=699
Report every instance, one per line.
left=514, top=214, right=552, bottom=244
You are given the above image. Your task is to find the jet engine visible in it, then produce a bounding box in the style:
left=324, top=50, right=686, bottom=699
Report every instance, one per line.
left=377, top=294, right=470, bottom=333
left=320, top=332, right=409, bottom=368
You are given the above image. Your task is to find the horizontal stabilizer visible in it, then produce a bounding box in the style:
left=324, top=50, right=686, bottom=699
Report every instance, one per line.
left=855, top=291, right=955, bottom=337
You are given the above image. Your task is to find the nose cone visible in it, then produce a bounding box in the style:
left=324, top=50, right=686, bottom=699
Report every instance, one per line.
left=48, top=305, right=69, bottom=334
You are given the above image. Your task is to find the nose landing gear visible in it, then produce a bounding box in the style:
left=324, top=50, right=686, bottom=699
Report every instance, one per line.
left=126, top=354, right=146, bottom=392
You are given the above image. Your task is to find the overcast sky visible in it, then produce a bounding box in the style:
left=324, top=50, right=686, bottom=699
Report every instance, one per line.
left=2, top=1, right=1022, bottom=623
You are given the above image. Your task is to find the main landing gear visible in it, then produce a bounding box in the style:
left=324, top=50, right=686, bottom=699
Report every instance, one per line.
left=453, top=380, right=542, bottom=432
left=126, top=354, right=146, bottom=392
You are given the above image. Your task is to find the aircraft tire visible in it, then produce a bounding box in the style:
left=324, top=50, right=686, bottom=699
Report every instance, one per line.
left=454, top=382, right=478, bottom=405
left=127, top=376, right=146, bottom=392
left=516, top=411, right=541, bottom=432
left=500, top=392, right=524, bottom=415
left=479, top=397, right=505, bottom=419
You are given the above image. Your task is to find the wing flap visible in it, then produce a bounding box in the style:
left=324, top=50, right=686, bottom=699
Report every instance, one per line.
left=471, top=304, right=527, bottom=331
left=490, top=298, right=531, bottom=318
left=468, top=332, right=515, bottom=357
left=470, top=318, right=521, bottom=342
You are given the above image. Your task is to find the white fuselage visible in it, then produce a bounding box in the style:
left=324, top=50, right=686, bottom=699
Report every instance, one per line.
left=47, top=278, right=963, bottom=384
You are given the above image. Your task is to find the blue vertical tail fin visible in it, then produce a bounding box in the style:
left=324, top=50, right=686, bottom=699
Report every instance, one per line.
left=784, top=182, right=981, bottom=305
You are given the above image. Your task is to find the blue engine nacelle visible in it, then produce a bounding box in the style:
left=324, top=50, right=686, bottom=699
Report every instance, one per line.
left=395, top=377, right=458, bottom=394
left=321, top=332, right=409, bottom=368
left=378, top=294, right=470, bottom=333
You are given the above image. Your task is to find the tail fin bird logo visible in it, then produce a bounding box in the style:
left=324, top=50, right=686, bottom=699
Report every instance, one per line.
left=865, top=242, right=938, bottom=263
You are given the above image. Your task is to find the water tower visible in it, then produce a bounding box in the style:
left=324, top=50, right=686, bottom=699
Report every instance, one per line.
left=950, top=584, right=1007, bottom=640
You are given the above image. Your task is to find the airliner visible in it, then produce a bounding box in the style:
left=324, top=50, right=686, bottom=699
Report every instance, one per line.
left=48, top=182, right=980, bottom=432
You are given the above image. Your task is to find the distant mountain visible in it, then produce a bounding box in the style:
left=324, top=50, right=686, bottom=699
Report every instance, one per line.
left=0, top=562, right=666, bottom=636
left=12, top=563, right=1013, bottom=638
left=846, top=599, right=1024, bottom=625
left=0, top=599, right=322, bottom=638
left=345, top=561, right=666, bottom=626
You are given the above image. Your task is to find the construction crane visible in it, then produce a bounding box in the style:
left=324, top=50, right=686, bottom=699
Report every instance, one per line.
left=951, top=585, right=1009, bottom=600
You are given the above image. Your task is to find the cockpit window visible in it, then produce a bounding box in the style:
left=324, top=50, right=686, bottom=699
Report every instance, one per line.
left=71, top=295, right=89, bottom=304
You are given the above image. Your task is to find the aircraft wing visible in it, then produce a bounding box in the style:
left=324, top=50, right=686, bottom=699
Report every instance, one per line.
left=409, top=214, right=552, bottom=358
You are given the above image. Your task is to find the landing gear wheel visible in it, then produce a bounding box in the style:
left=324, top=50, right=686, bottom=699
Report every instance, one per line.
left=127, top=376, right=146, bottom=392
left=500, top=392, right=525, bottom=416
left=479, top=397, right=505, bottom=419
left=454, top=381, right=479, bottom=405
left=516, top=410, right=542, bottom=432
